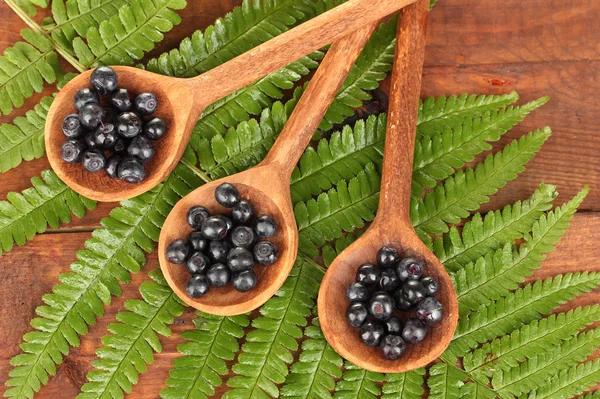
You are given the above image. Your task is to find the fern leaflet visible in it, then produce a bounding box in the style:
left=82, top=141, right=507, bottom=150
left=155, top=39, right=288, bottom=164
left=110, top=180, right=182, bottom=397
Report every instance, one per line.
left=381, top=369, right=425, bottom=399
left=427, top=363, right=467, bottom=399
left=522, top=360, right=600, bottom=399
left=333, top=362, right=383, bottom=399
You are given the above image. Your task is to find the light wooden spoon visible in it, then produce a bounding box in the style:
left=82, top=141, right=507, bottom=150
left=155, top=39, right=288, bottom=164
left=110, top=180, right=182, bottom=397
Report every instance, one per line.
left=158, top=23, right=379, bottom=316
left=45, top=0, right=417, bottom=203
left=318, top=0, right=459, bottom=373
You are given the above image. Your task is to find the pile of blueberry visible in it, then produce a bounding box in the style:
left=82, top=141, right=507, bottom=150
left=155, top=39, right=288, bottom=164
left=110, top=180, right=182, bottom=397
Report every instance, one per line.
left=165, top=183, right=278, bottom=298
left=346, top=246, right=443, bottom=360
left=60, top=66, right=167, bottom=184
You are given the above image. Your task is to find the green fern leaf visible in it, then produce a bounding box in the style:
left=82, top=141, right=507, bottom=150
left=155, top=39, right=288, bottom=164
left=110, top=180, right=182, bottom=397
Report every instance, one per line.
left=381, top=369, right=425, bottom=399
left=445, top=272, right=600, bottom=360
left=435, top=183, right=557, bottom=272
left=72, top=0, right=187, bottom=68
left=0, top=96, right=52, bottom=172
left=417, top=92, right=519, bottom=135
left=427, top=363, right=467, bottom=399
left=0, top=29, right=61, bottom=116
left=412, top=128, right=552, bottom=238
left=281, top=316, right=343, bottom=399
left=460, top=382, right=497, bottom=399
left=520, top=360, right=600, bottom=399
left=333, top=362, right=383, bottom=399
left=8, top=0, right=49, bottom=17
left=0, top=169, right=95, bottom=257
left=225, top=258, right=323, bottom=398
left=454, top=186, right=587, bottom=313
left=295, top=163, right=380, bottom=258
left=493, top=328, right=600, bottom=398
left=412, top=98, right=548, bottom=196
left=4, top=164, right=201, bottom=399
left=78, top=270, right=184, bottom=399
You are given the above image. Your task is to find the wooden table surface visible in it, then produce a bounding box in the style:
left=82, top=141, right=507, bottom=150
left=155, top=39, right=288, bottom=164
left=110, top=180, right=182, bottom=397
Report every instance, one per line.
left=0, top=0, right=599, bottom=397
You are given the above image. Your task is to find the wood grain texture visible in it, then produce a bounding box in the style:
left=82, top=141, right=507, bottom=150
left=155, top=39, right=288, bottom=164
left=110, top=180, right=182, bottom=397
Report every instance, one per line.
left=0, top=0, right=599, bottom=397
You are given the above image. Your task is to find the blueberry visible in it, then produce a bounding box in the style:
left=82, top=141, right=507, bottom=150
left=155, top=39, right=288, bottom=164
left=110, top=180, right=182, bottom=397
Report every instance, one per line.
left=114, top=138, right=128, bottom=154
left=62, top=113, right=84, bottom=139
left=215, top=183, right=240, bottom=208
left=109, top=88, right=133, bottom=112
left=254, top=215, right=277, bottom=238
left=383, top=316, right=403, bottom=334
left=201, top=216, right=229, bottom=240
left=166, top=239, right=189, bottom=264
left=144, top=117, right=167, bottom=140
left=127, top=135, right=155, bottom=163
left=134, top=92, right=158, bottom=115
left=118, top=157, right=145, bottom=183
left=397, top=257, right=424, bottom=281
left=227, top=247, right=254, bottom=273
left=186, top=275, right=210, bottom=298
left=369, top=292, right=394, bottom=321
left=188, top=231, right=209, bottom=252
left=117, top=111, right=143, bottom=138
left=231, top=200, right=254, bottom=224
left=231, top=226, right=255, bottom=248
left=102, top=107, right=119, bottom=124
left=218, top=214, right=233, bottom=231
left=416, top=297, right=443, bottom=325
left=73, top=88, right=99, bottom=111
left=88, top=123, right=118, bottom=149
left=379, top=268, right=400, bottom=292
left=402, top=280, right=426, bottom=305
left=232, top=269, right=257, bottom=292
left=208, top=240, right=231, bottom=263
left=79, top=103, right=103, bottom=129
left=393, top=289, right=413, bottom=310
left=380, top=335, right=406, bottom=360
left=206, top=263, right=230, bottom=287
left=360, top=321, right=385, bottom=347
left=186, top=252, right=210, bottom=275
left=187, top=206, right=210, bottom=229
left=253, top=241, right=278, bottom=266
left=104, top=155, right=122, bottom=179
left=402, top=318, right=427, bottom=344
left=421, top=276, right=439, bottom=296
left=90, top=66, right=118, bottom=95
left=82, top=149, right=106, bottom=172
left=377, top=246, right=399, bottom=268
left=356, top=264, right=380, bottom=287
left=61, top=139, right=86, bottom=164
left=346, top=281, right=370, bottom=302
left=346, top=302, right=368, bottom=328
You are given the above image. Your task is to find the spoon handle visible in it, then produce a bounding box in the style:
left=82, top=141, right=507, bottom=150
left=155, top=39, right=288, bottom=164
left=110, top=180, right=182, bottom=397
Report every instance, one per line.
left=374, top=0, right=429, bottom=228
left=189, top=0, right=416, bottom=109
left=259, top=23, right=377, bottom=177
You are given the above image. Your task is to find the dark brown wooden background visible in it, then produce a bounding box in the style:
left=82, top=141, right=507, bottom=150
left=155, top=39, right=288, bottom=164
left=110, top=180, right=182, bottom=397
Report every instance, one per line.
left=0, top=0, right=599, bottom=397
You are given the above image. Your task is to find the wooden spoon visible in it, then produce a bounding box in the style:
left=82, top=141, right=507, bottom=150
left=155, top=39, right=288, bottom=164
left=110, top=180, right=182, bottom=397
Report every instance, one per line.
left=157, top=23, right=379, bottom=316
left=45, top=0, right=417, bottom=203
left=318, top=0, right=459, bottom=373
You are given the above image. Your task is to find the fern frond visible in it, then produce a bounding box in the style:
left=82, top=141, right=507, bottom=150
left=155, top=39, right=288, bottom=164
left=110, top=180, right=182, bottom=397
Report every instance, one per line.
left=460, top=382, right=497, bottom=399
left=454, top=187, right=587, bottom=313
left=417, top=92, right=519, bottom=135
left=333, top=362, right=383, bottom=399
left=445, top=272, right=600, bottom=360
left=412, top=128, right=552, bottom=238
left=381, top=369, right=425, bottom=399
left=160, top=313, right=249, bottom=399
left=412, top=98, right=548, bottom=196
left=78, top=270, right=184, bottom=399
left=72, top=0, right=187, bottom=68
left=463, top=306, right=600, bottom=378
left=0, top=169, right=95, bottom=257
left=281, top=316, right=343, bottom=399
left=0, top=96, right=51, bottom=172
left=427, top=362, right=467, bottom=399
left=493, top=328, right=600, bottom=398
left=225, top=259, right=323, bottom=398
left=296, top=163, right=380, bottom=258
left=521, top=360, right=600, bottom=399
left=4, top=164, right=201, bottom=399
left=7, top=0, right=49, bottom=17
left=435, top=183, right=557, bottom=272
left=0, top=29, right=61, bottom=116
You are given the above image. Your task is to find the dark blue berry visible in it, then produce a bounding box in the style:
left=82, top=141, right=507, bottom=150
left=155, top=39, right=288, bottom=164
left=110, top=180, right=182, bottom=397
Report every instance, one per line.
left=186, top=252, right=210, bottom=275
left=231, top=200, right=254, bottom=224
left=61, top=139, right=86, bottom=164
left=144, top=117, right=167, bottom=140
left=88, top=123, right=118, bottom=149
left=90, top=66, right=118, bottom=95
left=114, top=138, right=128, bottom=154
left=381, top=335, right=406, bottom=360
left=360, top=321, right=384, bottom=347
left=346, top=302, right=368, bottom=328
left=402, top=318, right=427, bottom=344
left=208, top=240, right=231, bottom=263
left=253, top=241, right=277, bottom=266
left=110, top=88, right=133, bottom=112
left=227, top=247, right=254, bottom=273
left=201, top=216, right=229, bottom=240
left=346, top=281, right=369, bottom=302
left=377, top=246, right=399, bottom=268
left=421, top=276, right=439, bottom=296
left=166, top=239, right=189, bottom=264
left=356, top=264, right=380, bottom=287
left=62, top=113, right=84, bottom=139
left=117, top=111, right=142, bottom=138
left=73, top=88, right=99, bottom=111
left=416, top=297, right=443, bottom=325
left=254, top=214, right=277, bottom=238
left=206, top=263, right=230, bottom=287
left=188, top=231, right=208, bottom=252
left=393, top=289, right=412, bottom=310
left=134, top=92, right=158, bottom=115
left=383, top=316, right=403, bottom=334
left=79, top=103, right=103, bottom=129
left=82, top=149, right=106, bottom=172
left=215, top=183, right=240, bottom=208
left=231, top=226, right=255, bottom=248
left=104, top=155, right=122, bottom=179
left=187, top=206, right=210, bottom=229
left=379, top=268, right=400, bottom=292
left=118, top=157, right=145, bottom=183
left=232, top=269, right=257, bottom=292
left=369, top=292, right=394, bottom=321
left=186, top=275, right=209, bottom=298
left=127, top=135, right=154, bottom=163
left=402, top=280, right=426, bottom=305
left=397, top=257, right=424, bottom=281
